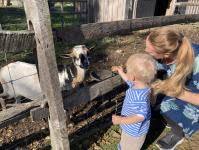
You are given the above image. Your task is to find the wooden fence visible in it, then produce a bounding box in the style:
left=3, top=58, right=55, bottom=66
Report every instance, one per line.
left=49, top=0, right=88, bottom=26
left=88, top=0, right=126, bottom=22
left=167, top=0, right=199, bottom=15
left=48, top=0, right=157, bottom=25
left=88, top=0, right=157, bottom=22
left=185, top=0, right=199, bottom=14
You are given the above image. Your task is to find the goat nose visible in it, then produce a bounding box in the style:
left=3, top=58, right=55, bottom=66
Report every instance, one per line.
left=86, top=58, right=90, bottom=65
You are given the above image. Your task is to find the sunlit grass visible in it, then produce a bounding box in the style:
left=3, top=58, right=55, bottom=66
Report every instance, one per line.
left=0, top=3, right=82, bottom=30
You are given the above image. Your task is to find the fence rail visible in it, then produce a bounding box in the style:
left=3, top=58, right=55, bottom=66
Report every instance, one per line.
left=1, top=14, right=199, bottom=52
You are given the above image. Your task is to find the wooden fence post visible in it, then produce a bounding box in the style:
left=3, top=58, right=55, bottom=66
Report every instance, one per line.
left=23, top=0, right=70, bottom=149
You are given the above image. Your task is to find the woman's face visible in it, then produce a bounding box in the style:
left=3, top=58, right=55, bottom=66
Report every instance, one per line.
left=145, top=36, right=164, bottom=59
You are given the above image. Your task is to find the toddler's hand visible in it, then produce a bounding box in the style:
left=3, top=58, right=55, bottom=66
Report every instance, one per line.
left=112, top=115, right=121, bottom=125
left=111, top=66, right=123, bottom=73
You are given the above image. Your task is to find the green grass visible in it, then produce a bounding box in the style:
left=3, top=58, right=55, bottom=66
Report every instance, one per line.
left=0, top=3, right=82, bottom=30
left=0, top=4, right=85, bottom=63
left=0, top=7, right=27, bottom=30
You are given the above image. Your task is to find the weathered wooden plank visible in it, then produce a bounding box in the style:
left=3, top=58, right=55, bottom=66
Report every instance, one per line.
left=63, top=75, right=123, bottom=110
left=0, top=30, right=35, bottom=53
left=55, top=14, right=199, bottom=43
left=0, top=99, right=42, bottom=128
left=54, top=0, right=87, bottom=2
left=24, top=0, right=70, bottom=149
left=175, top=2, right=199, bottom=7
left=30, top=107, right=49, bottom=121
left=135, top=0, right=157, bottom=18
left=0, top=75, right=123, bottom=128
left=31, top=75, right=123, bottom=121
left=133, top=0, right=138, bottom=19
left=2, top=14, right=199, bottom=52
left=0, top=110, right=29, bottom=129
left=166, top=0, right=177, bottom=16
left=31, top=76, right=124, bottom=120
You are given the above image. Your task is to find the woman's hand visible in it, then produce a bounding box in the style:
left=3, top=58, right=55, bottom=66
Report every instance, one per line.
left=112, top=115, right=121, bottom=125
left=178, top=90, right=199, bottom=106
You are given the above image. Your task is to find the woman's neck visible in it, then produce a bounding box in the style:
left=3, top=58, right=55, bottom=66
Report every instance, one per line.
left=162, top=56, right=176, bottom=65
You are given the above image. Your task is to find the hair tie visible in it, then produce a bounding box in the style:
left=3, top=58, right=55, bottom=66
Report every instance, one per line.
left=178, top=33, right=184, bottom=43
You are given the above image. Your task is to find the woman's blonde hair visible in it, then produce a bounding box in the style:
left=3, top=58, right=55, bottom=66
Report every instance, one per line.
left=148, top=28, right=194, bottom=96
left=126, top=53, right=156, bottom=84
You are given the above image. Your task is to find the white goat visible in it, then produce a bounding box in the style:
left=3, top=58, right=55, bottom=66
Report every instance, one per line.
left=0, top=45, right=90, bottom=103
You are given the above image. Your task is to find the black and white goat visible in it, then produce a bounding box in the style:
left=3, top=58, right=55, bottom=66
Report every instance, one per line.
left=0, top=45, right=90, bottom=103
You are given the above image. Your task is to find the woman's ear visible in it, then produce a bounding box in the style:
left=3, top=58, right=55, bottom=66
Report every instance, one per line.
left=164, top=54, right=169, bottom=58
left=129, top=74, right=135, bottom=81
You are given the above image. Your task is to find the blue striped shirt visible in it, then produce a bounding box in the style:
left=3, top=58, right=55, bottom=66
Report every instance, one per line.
left=120, top=80, right=151, bottom=137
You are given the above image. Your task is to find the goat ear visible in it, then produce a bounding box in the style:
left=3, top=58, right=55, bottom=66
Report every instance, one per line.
left=60, top=53, right=73, bottom=59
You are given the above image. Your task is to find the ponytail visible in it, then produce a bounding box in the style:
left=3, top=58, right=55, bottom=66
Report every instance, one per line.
left=150, top=29, right=194, bottom=97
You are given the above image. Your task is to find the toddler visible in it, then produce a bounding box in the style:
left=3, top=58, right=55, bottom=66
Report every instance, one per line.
left=112, top=53, right=156, bottom=150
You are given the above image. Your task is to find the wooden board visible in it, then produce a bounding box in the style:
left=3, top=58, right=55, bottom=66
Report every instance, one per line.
left=55, top=14, right=199, bottom=43
left=63, top=75, right=123, bottom=110
left=0, top=99, right=42, bottom=128
left=0, top=75, right=123, bottom=128
left=1, top=14, right=199, bottom=52
left=0, top=30, right=35, bottom=53
left=175, top=2, right=199, bottom=6
left=24, top=0, right=70, bottom=149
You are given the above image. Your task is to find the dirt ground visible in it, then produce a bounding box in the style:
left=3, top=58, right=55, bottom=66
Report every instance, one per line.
left=1, top=22, right=199, bottom=150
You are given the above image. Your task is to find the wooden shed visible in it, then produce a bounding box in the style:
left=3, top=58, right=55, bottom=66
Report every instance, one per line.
left=87, top=0, right=157, bottom=23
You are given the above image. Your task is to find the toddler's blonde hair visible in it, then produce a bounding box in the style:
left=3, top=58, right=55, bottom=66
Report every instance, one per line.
left=126, top=53, right=157, bottom=84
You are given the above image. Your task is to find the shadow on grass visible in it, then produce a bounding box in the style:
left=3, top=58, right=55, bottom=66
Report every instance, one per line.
left=0, top=90, right=166, bottom=150
left=142, top=113, right=166, bottom=149
left=0, top=86, right=124, bottom=150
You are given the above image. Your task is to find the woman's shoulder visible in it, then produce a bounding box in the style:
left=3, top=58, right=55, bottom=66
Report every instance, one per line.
left=192, top=43, right=199, bottom=75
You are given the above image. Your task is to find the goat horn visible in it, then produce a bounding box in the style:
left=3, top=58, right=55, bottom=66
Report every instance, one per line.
left=88, top=45, right=96, bottom=51
left=59, top=55, right=70, bottom=59
left=64, top=52, right=74, bottom=57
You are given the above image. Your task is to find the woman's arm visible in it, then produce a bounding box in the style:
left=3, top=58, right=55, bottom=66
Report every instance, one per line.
left=112, top=114, right=144, bottom=125
left=178, top=90, right=199, bottom=106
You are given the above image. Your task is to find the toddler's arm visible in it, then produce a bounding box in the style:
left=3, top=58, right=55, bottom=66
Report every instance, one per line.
left=112, top=114, right=144, bottom=125
left=111, top=66, right=129, bottom=81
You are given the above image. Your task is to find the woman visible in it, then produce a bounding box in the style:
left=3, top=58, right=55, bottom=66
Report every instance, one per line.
left=145, top=28, right=199, bottom=149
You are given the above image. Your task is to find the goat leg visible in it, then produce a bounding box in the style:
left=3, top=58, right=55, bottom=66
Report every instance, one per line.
left=15, top=97, right=22, bottom=104
left=0, top=98, right=6, bottom=110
